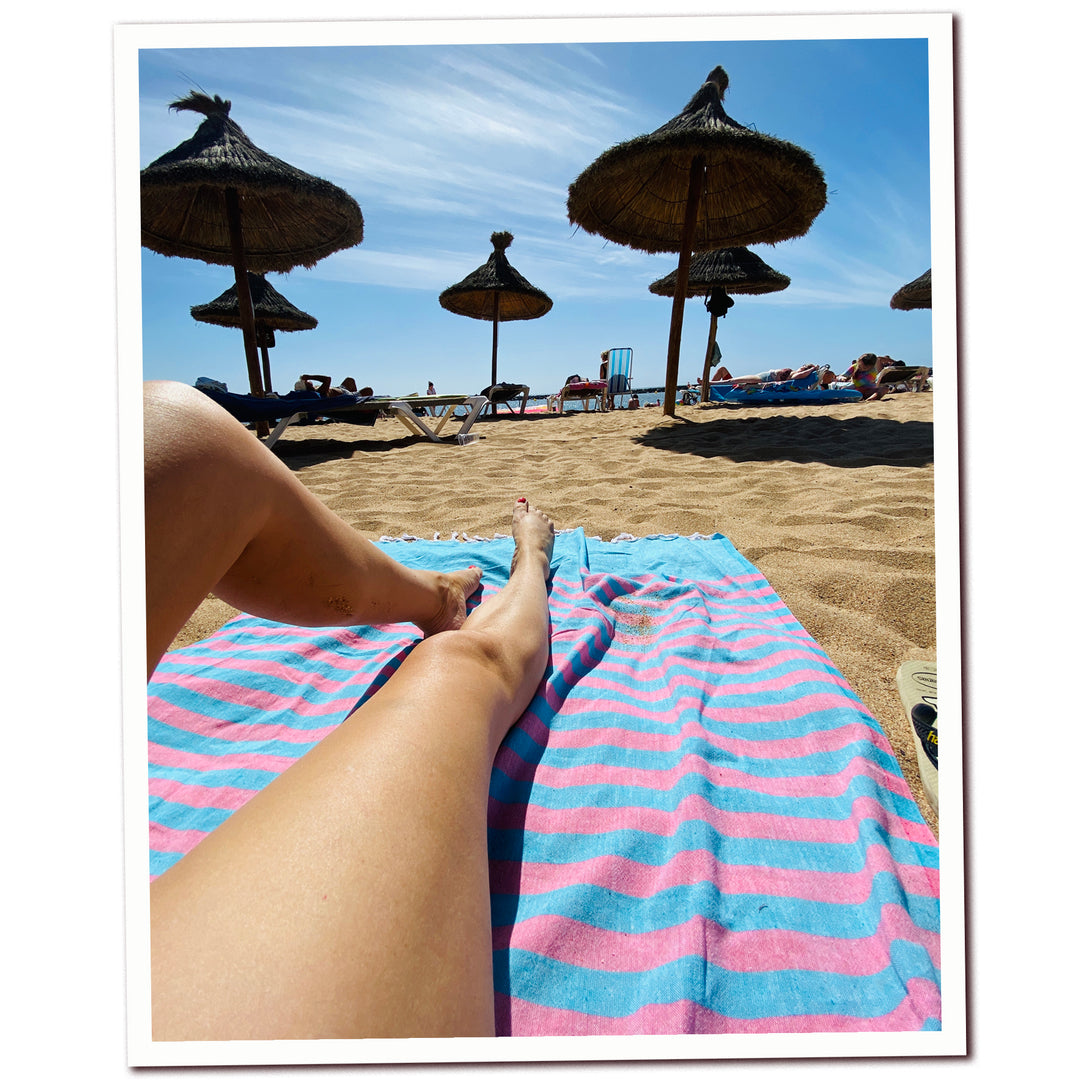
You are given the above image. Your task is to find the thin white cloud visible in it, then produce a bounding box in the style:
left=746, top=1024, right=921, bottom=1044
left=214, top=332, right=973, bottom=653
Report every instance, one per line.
left=139, top=42, right=933, bottom=312
left=305, top=221, right=669, bottom=302
left=158, top=46, right=639, bottom=236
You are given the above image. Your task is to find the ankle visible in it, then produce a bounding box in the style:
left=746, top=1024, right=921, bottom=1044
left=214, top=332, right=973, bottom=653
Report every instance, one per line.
left=416, top=567, right=481, bottom=637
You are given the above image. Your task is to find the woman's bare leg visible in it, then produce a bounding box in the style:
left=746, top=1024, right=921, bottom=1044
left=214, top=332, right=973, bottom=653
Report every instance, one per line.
left=711, top=374, right=763, bottom=387
left=150, top=499, right=555, bottom=1041
left=144, top=381, right=480, bottom=676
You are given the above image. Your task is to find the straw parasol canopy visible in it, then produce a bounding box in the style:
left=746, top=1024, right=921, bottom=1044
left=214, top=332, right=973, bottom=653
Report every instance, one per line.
left=650, top=247, right=790, bottom=395
left=568, top=65, right=826, bottom=414
left=439, top=231, right=553, bottom=387
left=891, top=268, right=932, bottom=310
left=190, top=272, right=318, bottom=393
left=141, top=91, right=363, bottom=396
left=649, top=247, right=790, bottom=298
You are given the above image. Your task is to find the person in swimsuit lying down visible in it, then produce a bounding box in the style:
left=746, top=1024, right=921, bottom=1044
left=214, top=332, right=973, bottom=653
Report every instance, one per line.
left=710, top=363, right=820, bottom=386
left=144, top=380, right=555, bottom=1041
left=295, top=374, right=370, bottom=397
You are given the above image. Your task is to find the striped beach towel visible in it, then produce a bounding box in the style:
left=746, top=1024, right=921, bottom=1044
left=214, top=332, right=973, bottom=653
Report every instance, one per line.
left=147, top=530, right=940, bottom=1036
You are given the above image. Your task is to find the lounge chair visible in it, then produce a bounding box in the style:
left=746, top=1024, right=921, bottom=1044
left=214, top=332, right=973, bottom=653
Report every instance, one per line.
left=197, top=387, right=377, bottom=446
left=197, top=387, right=487, bottom=447
left=481, top=382, right=530, bottom=416
left=708, top=365, right=861, bottom=405
left=382, top=394, right=489, bottom=443
left=547, top=375, right=608, bottom=414
left=602, top=346, right=633, bottom=407
left=876, top=364, right=931, bottom=392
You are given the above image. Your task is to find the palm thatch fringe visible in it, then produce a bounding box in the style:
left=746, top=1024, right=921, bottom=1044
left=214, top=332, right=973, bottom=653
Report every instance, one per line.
left=891, top=268, right=932, bottom=310
left=141, top=91, right=364, bottom=272
left=649, top=246, right=790, bottom=297
left=191, top=272, right=318, bottom=331
left=439, top=231, right=553, bottom=322
left=567, top=66, right=827, bottom=253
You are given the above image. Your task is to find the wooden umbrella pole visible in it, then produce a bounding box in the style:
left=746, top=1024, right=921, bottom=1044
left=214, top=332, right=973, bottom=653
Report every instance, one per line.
left=663, top=155, right=705, bottom=416
left=491, top=292, right=501, bottom=387
left=224, top=187, right=265, bottom=398
left=700, top=311, right=719, bottom=403
left=260, top=346, right=273, bottom=394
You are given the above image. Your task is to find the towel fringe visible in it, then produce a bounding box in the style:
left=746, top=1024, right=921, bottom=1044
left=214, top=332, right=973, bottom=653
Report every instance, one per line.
left=378, top=531, right=717, bottom=543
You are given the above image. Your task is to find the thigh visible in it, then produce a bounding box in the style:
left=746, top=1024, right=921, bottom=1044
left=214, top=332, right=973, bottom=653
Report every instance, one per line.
left=150, top=629, right=526, bottom=1040
left=144, top=382, right=287, bottom=671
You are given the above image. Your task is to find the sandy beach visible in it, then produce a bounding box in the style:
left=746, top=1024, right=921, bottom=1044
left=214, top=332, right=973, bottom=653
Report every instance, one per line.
left=171, top=389, right=938, bottom=834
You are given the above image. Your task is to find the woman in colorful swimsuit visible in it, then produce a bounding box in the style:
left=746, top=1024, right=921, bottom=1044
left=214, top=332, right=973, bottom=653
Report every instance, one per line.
left=842, top=353, right=893, bottom=400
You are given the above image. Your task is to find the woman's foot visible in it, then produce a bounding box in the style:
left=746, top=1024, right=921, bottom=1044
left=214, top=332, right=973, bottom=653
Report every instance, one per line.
left=417, top=566, right=483, bottom=637
left=419, top=500, right=552, bottom=636
left=509, top=498, right=555, bottom=579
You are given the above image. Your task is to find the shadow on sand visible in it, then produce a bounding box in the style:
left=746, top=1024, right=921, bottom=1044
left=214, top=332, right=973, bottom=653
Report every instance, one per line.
left=272, top=431, right=421, bottom=466
left=634, top=411, right=934, bottom=468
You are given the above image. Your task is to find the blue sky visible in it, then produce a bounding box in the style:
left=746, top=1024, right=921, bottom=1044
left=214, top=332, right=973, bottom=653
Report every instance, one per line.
left=137, top=32, right=935, bottom=398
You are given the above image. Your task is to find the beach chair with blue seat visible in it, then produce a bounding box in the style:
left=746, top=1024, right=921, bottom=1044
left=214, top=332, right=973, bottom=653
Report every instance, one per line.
left=602, top=346, right=633, bottom=407
left=196, top=386, right=488, bottom=447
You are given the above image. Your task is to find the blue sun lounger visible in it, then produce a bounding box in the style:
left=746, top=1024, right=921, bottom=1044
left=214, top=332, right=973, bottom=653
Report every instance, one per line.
left=197, top=387, right=488, bottom=447
left=709, top=369, right=862, bottom=405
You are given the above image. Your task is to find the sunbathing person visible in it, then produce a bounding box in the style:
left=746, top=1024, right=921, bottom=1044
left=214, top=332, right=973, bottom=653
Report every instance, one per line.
left=294, top=373, right=330, bottom=395
left=712, top=362, right=820, bottom=388
left=295, top=374, right=364, bottom=397
left=145, top=380, right=555, bottom=1040
left=840, top=353, right=893, bottom=400
left=710, top=363, right=819, bottom=386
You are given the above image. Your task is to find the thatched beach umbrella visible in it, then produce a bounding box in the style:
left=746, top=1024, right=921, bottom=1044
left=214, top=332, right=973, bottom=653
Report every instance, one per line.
left=439, top=231, right=552, bottom=388
left=190, top=272, right=318, bottom=393
left=568, top=65, right=826, bottom=415
left=649, top=247, right=790, bottom=395
left=891, top=268, right=932, bottom=310
left=141, top=92, right=363, bottom=396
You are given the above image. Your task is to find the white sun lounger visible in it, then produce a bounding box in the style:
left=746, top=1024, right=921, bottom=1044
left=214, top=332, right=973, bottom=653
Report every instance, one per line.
left=384, top=395, right=489, bottom=444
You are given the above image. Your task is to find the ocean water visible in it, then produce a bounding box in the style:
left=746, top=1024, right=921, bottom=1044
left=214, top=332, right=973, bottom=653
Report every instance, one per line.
left=522, top=387, right=675, bottom=413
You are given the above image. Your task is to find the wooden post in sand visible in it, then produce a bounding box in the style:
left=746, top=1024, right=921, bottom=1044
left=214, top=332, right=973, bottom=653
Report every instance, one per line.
left=224, top=187, right=265, bottom=399
left=225, top=187, right=270, bottom=436
left=662, top=155, right=705, bottom=417
left=700, top=311, right=720, bottom=404
left=490, top=292, right=501, bottom=387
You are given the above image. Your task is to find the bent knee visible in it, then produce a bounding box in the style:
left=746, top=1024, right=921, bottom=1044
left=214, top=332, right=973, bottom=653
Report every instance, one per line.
left=412, top=624, right=545, bottom=700
left=144, top=380, right=280, bottom=488
left=414, top=626, right=509, bottom=675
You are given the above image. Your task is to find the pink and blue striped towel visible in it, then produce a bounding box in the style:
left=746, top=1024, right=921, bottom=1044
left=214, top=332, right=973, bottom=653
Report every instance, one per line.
left=147, top=530, right=940, bottom=1035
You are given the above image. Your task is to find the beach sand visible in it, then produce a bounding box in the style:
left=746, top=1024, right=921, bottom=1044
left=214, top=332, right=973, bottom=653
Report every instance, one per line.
left=170, top=389, right=939, bottom=834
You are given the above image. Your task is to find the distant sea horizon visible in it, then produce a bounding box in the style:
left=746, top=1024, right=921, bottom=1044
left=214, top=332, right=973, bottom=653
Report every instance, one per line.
left=523, top=385, right=672, bottom=411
